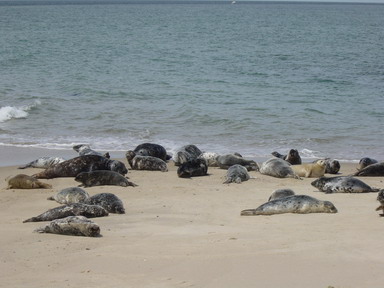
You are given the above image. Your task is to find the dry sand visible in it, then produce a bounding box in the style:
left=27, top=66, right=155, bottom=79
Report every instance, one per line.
left=1, top=157, right=383, bottom=288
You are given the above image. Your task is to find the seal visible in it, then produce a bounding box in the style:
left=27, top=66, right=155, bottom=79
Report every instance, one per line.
left=268, top=188, right=295, bottom=201
left=18, top=156, right=66, bottom=169
left=311, top=176, right=379, bottom=193
left=75, top=170, right=137, bottom=187
left=241, top=195, right=337, bottom=216
left=73, top=144, right=110, bottom=158
left=83, top=193, right=125, bottom=214
left=177, top=158, right=208, bottom=178
left=291, top=159, right=326, bottom=178
left=7, top=174, right=52, bottom=189
left=312, top=158, right=340, bottom=174
left=47, top=187, right=89, bottom=204
left=259, top=158, right=300, bottom=179
left=34, top=216, right=101, bottom=237
left=271, top=149, right=302, bottom=165
left=216, top=154, right=259, bottom=171
left=126, top=151, right=168, bottom=172
left=32, top=155, right=128, bottom=179
left=354, top=162, right=384, bottom=177
left=376, top=189, right=384, bottom=216
left=132, top=143, right=169, bottom=161
left=23, top=203, right=108, bottom=223
left=357, top=157, right=379, bottom=171
left=198, top=152, right=220, bottom=167
left=173, top=144, right=203, bottom=166
left=223, top=164, right=251, bottom=184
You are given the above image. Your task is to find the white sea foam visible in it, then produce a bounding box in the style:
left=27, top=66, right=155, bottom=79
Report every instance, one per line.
left=0, top=100, right=41, bottom=123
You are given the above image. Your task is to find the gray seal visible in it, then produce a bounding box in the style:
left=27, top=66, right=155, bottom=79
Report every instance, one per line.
left=216, top=154, right=259, bottom=171
left=34, top=216, right=101, bottom=237
left=75, top=170, right=137, bottom=187
left=47, top=187, right=89, bottom=204
left=32, top=155, right=128, bottom=179
left=312, top=158, right=340, bottom=174
left=354, top=162, right=384, bottom=176
left=23, top=203, right=108, bottom=223
left=268, top=189, right=295, bottom=201
left=376, top=189, right=384, bottom=216
left=126, top=151, right=168, bottom=172
left=259, top=158, right=300, bottom=179
left=83, top=193, right=125, bottom=214
left=18, top=156, right=66, bottom=169
left=73, top=144, right=110, bottom=158
left=358, top=157, right=378, bottom=171
left=132, top=143, right=169, bottom=161
left=223, top=164, right=251, bottom=184
left=271, top=149, right=302, bottom=165
left=177, top=158, right=208, bottom=178
left=311, top=176, right=379, bottom=193
left=198, top=152, right=220, bottom=167
left=173, top=144, right=203, bottom=166
left=7, top=174, right=52, bottom=189
left=241, top=195, right=337, bottom=216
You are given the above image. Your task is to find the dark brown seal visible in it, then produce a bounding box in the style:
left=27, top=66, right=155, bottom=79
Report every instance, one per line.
left=271, top=149, right=302, bottom=165
left=354, top=162, right=384, bottom=177
left=132, top=143, right=169, bottom=161
left=75, top=170, right=137, bottom=187
left=177, top=158, right=208, bottom=178
left=7, top=174, right=52, bottom=189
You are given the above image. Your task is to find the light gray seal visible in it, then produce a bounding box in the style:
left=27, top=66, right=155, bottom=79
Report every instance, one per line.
left=6, top=174, right=52, bottom=189
left=216, top=154, right=259, bottom=171
left=198, top=152, right=220, bottom=167
left=132, top=143, right=169, bottom=161
left=32, top=155, right=128, bottom=179
left=177, top=158, right=208, bottom=178
left=259, top=158, right=300, bottom=179
left=75, top=170, right=137, bottom=187
left=73, top=144, right=110, bottom=158
left=173, top=144, right=203, bottom=166
left=271, top=149, right=302, bottom=165
left=126, top=151, right=168, bottom=172
left=376, top=189, right=384, bottom=216
left=358, top=157, right=378, bottom=171
left=311, top=176, right=379, bottom=193
left=34, top=216, right=101, bottom=237
left=23, top=203, right=108, bottom=223
left=223, top=164, right=251, bottom=184
left=354, top=162, right=384, bottom=176
left=47, top=187, right=89, bottom=204
left=83, top=193, right=125, bottom=214
left=241, top=195, right=337, bottom=216
left=268, top=188, right=295, bottom=201
left=18, top=156, right=66, bottom=169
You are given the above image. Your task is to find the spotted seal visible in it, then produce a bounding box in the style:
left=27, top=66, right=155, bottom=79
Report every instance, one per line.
left=216, top=154, right=259, bottom=171
left=271, top=149, right=302, bottom=165
left=83, top=193, right=125, bottom=214
left=311, top=176, right=379, bottom=193
left=18, top=156, right=66, bottom=169
left=34, top=216, right=101, bottom=237
left=173, top=144, right=203, bottom=166
left=6, top=174, right=52, bottom=189
left=23, top=203, right=108, bottom=223
left=73, top=144, right=110, bottom=158
left=268, top=188, right=295, bottom=201
left=223, top=164, right=251, bottom=184
left=198, top=152, right=220, bottom=167
left=132, top=143, right=169, bottom=161
left=376, top=189, right=384, bottom=216
left=47, top=187, right=89, bottom=204
left=259, top=158, right=300, bottom=179
left=177, top=158, right=208, bottom=178
left=291, top=159, right=326, bottom=178
left=354, top=162, right=384, bottom=176
left=126, top=151, right=168, bottom=172
left=75, top=170, right=137, bottom=187
left=32, top=155, right=128, bottom=179
left=241, top=195, right=337, bottom=216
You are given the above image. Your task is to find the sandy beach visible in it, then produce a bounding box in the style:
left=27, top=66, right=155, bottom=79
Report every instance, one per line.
left=1, top=154, right=383, bottom=288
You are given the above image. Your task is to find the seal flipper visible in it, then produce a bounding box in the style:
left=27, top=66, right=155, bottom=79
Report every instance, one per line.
left=271, top=152, right=284, bottom=159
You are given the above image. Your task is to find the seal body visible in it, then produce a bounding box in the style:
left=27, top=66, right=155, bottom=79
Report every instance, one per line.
left=198, top=152, right=220, bottom=167
left=358, top=157, right=378, bottom=171
left=241, top=195, right=337, bottom=216
left=7, top=174, right=52, bottom=189
left=126, top=151, right=168, bottom=172
left=259, top=158, right=299, bottom=179
left=354, top=162, right=384, bottom=176
left=23, top=203, right=108, bottom=223
left=268, top=189, right=295, bottom=201
left=47, top=187, right=89, bottom=204
left=75, top=170, right=137, bottom=187
left=133, top=143, right=169, bottom=161
left=18, top=156, right=65, bottom=169
left=34, top=216, right=100, bottom=237
left=177, top=158, right=208, bottom=178
left=271, top=149, right=302, bottom=165
left=223, top=164, right=250, bottom=184
left=216, top=154, right=259, bottom=171
left=83, top=193, right=125, bottom=214
left=311, top=176, right=379, bottom=193
left=32, top=155, right=128, bottom=179
left=73, top=144, right=110, bottom=158
left=291, top=160, right=326, bottom=178
left=173, top=145, right=203, bottom=166
left=376, top=189, right=384, bottom=216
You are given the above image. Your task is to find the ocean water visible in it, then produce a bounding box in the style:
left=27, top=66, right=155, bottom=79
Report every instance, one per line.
left=1, top=0, right=384, bottom=163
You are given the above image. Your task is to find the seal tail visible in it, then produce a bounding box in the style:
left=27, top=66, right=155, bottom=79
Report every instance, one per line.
left=128, top=180, right=138, bottom=187
left=18, top=164, right=30, bottom=169
left=240, top=209, right=258, bottom=216
left=47, top=196, right=55, bottom=201
left=372, top=187, right=380, bottom=192
left=23, top=217, right=39, bottom=223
